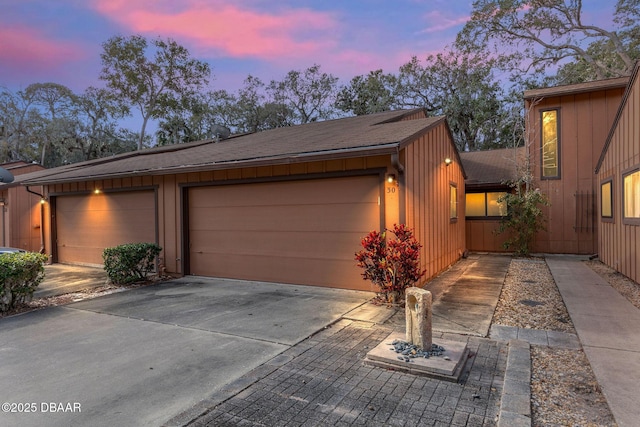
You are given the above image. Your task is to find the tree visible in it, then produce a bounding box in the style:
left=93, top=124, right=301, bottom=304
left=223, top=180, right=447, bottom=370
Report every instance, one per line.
left=335, top=70, right=397, bottom=115
left=458, top=0, right=640, bottom=81
left=268, top=64, right=339, bottom=124
left=395, top=51, right=511, bottom=151
left=100, top=35, right=211, bottom=150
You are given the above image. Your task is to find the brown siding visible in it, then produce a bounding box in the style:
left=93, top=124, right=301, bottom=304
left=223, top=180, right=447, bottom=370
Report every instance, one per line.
left=598, top=71, right=640, bottom=284
left=402, top=121, right=466, bottom=283
left=465, top=219, right=511, bottom=252
left=526, top=86, right=625, bottom=254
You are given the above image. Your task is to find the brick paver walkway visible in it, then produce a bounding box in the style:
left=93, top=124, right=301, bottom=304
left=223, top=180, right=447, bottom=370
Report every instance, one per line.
left=186, top=319, right=506, bottom=427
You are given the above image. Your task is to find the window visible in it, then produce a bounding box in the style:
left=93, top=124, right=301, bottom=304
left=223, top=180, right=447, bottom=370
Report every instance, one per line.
left=541, top=109, right=560, bottom=178
left=623, top=169, right=640, bottom=221
left=449, top=184, right=457, bottom=220
left=601, top=180, right=613, bottom=219
left=465, top=192, right=507, bottom=217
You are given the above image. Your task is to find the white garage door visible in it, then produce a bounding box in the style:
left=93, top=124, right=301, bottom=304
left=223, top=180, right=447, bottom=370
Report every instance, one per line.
left=55, top=191, right=156, bottom=265
left=188, top=175, right=381, bottom=290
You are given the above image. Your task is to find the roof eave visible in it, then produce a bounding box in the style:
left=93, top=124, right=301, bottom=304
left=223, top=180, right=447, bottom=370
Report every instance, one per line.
left=20, top=143, right=401, bottom=186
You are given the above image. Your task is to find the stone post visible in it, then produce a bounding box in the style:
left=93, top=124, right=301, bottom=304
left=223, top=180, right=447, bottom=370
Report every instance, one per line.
left=405, top=287, right=432, bottom=350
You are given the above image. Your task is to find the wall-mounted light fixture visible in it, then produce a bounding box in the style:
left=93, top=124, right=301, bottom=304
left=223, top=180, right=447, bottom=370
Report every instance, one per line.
left=444, top=158, right=452, bottom=166
left=39, top=198, right=46, bottom=205
left=0, top=199, right=5, bottom=207
left=387, top=174, right=396, bottom=184
left=94, top=188, right=101, bottom=195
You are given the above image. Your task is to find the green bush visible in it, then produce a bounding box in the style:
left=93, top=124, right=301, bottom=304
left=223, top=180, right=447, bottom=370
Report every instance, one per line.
left=0, top=252, right=49, bottom=312
left=102, top=243, right=162, bottom=285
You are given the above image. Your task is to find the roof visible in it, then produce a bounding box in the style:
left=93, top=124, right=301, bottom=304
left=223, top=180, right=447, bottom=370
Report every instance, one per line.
left=524, top=76, right=629, bottom=100
left=20, top=109, right=456, bottom=185
left=460, top=147, right=526, bottom=190
left=596, top=61, right=640, bottom=173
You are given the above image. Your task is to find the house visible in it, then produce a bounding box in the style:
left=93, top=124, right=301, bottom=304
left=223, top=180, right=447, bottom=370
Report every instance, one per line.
left=523, top=76, right=628, bottom=254
left=0, top=161, right=46, bottom=252
left=19, top=109, right=466, bottom=291
left=460, top=147, right=525, bottom=252
left=596, top=61, right=640, bottom=285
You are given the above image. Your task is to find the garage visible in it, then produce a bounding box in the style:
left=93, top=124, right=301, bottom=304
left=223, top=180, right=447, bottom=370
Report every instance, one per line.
left=186, top=175, right=382, bottom=290
left=54, top=190, right=156, bottom=265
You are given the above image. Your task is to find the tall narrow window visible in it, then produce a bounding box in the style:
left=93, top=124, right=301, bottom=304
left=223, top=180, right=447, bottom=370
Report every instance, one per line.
left=450, top=184, right=457, bottom=220
left=541, top=109, right=560, bottom=178
left=601, top=180, right=613, bottom=219
left=623, top=169, right=640, bottom=220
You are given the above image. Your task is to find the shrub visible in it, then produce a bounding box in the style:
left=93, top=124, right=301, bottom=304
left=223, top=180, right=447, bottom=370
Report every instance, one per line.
left=102, top=243, right=162, bottom=284
left=496, top=184, right=549, bottom=257
left=0, top=252, right=49, bottom=312
left=355, top=224, right=426, bottom=303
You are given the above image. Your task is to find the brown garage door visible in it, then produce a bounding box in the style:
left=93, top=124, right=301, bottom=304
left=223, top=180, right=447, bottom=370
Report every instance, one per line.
left=188, top=175, right=381, bottom=290
left=55, top=191, right=156, bottom=265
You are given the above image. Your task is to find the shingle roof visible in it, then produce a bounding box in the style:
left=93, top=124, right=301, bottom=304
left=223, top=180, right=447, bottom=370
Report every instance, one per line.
left=21, top=109, right=449, bottom=185
left=460, top=147, right=525, bottom=189
left=524, top=76, right=629, bottom=100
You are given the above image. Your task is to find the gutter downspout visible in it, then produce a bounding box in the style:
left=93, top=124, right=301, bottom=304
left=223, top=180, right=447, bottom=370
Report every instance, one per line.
left=391, top=149, right=405, bottom=175
left=26, top=186, right=46, bottom=254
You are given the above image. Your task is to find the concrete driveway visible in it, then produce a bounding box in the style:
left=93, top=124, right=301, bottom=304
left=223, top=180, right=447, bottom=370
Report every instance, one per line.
left=35, top=264, right=108, bottom=298
left=0, top=276, right=372, bottom=427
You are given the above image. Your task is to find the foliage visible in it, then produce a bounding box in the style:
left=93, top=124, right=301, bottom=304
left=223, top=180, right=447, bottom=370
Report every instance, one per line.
left=335, top=70, right=397, bottom=115
left=102, top=243, right=162, bottom=284
left=395, top=50, right=514, bottom=151
left=100, top=35, right=211, bottom=150
left=355, top=224, right=426, bottom=302
left=0, top=252, right=49, bottom=312
left=268, top=64, right=339, bottom=124
left=0, top=84, right=135, bottom=167
left=458, top=0, right=640, bottom=82
left=496, top=179, right=550, bottom=257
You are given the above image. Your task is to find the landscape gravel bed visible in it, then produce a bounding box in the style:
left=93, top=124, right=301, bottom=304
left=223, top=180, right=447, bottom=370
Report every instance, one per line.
left=492, top=257, right=623, bottom=426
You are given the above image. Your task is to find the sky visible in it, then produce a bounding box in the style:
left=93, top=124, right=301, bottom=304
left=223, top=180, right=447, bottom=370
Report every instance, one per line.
left=0, top=1, right=617, bottom=107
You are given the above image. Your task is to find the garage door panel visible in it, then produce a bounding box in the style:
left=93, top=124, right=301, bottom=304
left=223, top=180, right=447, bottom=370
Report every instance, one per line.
left=190, top=203, right=378, bottom=233
left=57, top=191, right=156, bottom=265
left=191, top=229, right=367, bottom=259
left=190, top=179, right=376, bottom=208
left=190, top=252, right=373, bottom=291
left=188, top=176, right=380, bottom=289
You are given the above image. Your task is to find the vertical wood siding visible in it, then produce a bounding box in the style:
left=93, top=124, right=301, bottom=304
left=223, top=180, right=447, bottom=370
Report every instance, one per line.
left=598, top=72, right=640, bottom=284
left=402, top=121, right=466, bottom=283
left=526, top=86, right=625, bottom=254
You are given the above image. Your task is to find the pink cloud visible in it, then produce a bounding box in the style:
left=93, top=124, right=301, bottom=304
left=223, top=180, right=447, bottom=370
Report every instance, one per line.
left=419, top=11, right=469, bottom=34
left=0, top=26, right=85, bottom=70
left=91, top=0, right=339, bottom=60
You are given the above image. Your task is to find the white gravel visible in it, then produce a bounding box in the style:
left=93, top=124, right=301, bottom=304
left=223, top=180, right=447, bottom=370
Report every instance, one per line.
left=492, top=257, right=640, bottom=427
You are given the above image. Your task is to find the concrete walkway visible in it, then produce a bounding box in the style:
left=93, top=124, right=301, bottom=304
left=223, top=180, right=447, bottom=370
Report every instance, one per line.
left=545, top=255, right=640, bottom=427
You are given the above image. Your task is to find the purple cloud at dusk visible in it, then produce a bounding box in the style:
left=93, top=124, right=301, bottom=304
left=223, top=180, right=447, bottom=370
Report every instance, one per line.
left=0, top=0, right=617, bottom=96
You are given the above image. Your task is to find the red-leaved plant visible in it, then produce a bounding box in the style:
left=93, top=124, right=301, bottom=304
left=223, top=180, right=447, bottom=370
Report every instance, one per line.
left=355, top=224, right=426, bottom=303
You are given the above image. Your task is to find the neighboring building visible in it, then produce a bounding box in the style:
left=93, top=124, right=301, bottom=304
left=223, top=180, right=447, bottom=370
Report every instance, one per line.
left=0, top=161, right=46, bottom=252
left=460, top=147, right=525, bottom=252
left=524, top=77, right=628, bottom=254
left=19, top=109, right=466, bottom=291
left=596, top=61, right=640, bottom=285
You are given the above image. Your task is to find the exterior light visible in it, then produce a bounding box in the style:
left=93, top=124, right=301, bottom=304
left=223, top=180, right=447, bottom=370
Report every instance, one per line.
left=40, top=198, right=46, bottom=204
left=444, top=158, right=452, bottom=166
left=94, top=188, right=101, bottom=194
left=387, top=174, right=396, bottom=183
